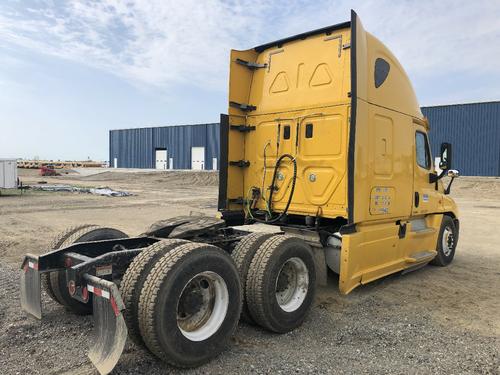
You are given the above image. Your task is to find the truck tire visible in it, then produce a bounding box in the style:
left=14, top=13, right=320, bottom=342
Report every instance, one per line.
left=42, top=224, right=98, bottom=305
left=49, top=226, right=128, bottom=315
left=231, top=232, right=276, bottom=323
left=120, top=239, right=188, bottom=346
left=138, top=242, right=241, bottom=367
left=246, top=235, right=316, bottom=333
left=431, top=215, right=458, bottom=266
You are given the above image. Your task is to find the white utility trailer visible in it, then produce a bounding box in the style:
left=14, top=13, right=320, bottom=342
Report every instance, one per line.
left=0, top=159, right=18, bottom=189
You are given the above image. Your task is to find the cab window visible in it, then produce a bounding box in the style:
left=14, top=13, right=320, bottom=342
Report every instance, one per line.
left=415, top=131, right=431, bottom=169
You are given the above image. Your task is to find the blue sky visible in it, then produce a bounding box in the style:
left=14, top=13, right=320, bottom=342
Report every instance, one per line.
left=1, top=0, right=500, bottom=161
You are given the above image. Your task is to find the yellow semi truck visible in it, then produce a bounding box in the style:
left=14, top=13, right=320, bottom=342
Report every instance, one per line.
left=20, top=10, right=459, bottom=374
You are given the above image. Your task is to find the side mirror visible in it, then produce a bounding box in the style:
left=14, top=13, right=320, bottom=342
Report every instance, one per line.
left=439, top=142, right=452, bottom=171
left=430, top=144, right=458, bottom=190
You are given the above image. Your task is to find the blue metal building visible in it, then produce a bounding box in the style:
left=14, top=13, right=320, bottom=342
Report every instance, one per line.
left=109, top=101, right=499, bottom=175
left=109, top=123, right=220, bottom=170
left=422, top=101, right=500, bottom=176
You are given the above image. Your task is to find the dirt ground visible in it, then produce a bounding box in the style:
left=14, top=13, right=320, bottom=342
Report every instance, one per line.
left=0, top=169, right=499, bottom=374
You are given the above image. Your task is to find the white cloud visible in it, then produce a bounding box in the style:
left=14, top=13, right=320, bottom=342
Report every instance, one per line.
left=0, top=0, right=499, bottom=93
left=0, top=0, right=273, bottom=89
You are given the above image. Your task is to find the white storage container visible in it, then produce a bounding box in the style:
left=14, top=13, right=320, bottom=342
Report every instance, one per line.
left=0, top=159, right=18, bottom=189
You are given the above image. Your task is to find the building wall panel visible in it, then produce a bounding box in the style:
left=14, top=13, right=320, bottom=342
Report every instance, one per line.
left=110, top=128, right=152, bottom=168
left=422, top=101, right=500, bottom=176
left=110, top=123, right=220, bottom=170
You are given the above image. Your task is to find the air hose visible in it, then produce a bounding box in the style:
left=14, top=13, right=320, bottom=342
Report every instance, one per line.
left=253, top=153, right=297, bottom=224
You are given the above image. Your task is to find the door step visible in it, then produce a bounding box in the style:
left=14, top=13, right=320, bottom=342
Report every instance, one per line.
left=405, top=251, right=436, bottom=264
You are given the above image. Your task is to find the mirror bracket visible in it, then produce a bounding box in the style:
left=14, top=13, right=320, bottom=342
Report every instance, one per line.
left=429, top=170, right=446, bottom=183
left=445, top=177, right=455, bottom=195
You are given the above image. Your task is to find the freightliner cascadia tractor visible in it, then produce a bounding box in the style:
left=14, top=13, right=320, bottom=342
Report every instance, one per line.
left=20, top=10, right=460, bottom=374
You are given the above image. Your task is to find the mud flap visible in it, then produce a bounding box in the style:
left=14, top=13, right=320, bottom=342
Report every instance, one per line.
left=20, top=255, right=42, bottom=319
left=84, top=274, right=128, bottom=375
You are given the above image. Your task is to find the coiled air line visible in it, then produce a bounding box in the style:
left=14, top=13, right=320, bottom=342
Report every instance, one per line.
left=251, top=153, right=297, bottom=224
left=250, top=114, right=323, bottom=224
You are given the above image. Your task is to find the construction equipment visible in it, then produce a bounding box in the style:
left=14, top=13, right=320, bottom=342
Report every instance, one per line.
left=40, top=164, right=60, bottom=176
left=20, top=11, right=460, bottom=374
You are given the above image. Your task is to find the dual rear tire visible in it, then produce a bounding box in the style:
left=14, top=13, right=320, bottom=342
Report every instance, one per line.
left=135, top=242, right=241, bottom=367
left=230, top=232, right=274, bottom=323
left=124, top=233, right=316, bottom=367
left=232, top=233, right=317, bottom=333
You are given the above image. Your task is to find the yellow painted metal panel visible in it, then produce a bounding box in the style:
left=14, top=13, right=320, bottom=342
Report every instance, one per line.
left=354, top=14, right=422, bottom=119
left=373, top=115, right=393, bottom=176
left=248, top=28, right=351, bottom=115
left=227, top=24, right=351, bottom=219
left=242, top=107, right=349, bottom=218
left=339, top=220, right=402, bottom=294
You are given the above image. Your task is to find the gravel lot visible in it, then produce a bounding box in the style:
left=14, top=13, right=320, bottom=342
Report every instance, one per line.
left=0, top=169, right=499, bottom=374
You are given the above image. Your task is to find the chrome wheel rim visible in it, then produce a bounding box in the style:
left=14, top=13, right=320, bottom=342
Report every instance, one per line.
left=177, top=271, right=229, bottom=342
left=275, top=257, right=309, bottom=312
left=442, top=227, right=455, bottom=257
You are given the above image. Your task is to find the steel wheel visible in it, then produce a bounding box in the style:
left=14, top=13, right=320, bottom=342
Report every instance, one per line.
left=441, top=226, right=455, bottom=257
left=177, top=271, right=229, bottom=342
left=431, top=215, right=458, bottom=267
left=275, top=257, right=309, bottom=313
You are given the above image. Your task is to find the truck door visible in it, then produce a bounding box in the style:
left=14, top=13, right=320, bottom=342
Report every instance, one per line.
left=412, top=123, right=439, bottom=215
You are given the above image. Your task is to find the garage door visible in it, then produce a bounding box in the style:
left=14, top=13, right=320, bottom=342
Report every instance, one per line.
left=191, top=147, right=205, bottom=170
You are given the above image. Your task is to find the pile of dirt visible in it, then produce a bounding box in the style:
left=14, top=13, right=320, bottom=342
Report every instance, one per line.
left=154, top=171, right=219, bottom=186
left=79, top=170, right=219, bottom=186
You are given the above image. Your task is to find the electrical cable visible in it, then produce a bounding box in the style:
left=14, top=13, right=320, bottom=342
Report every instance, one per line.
left=247, top=114, right=324, bottom=224
left=252, top=153, right=297, bottom=224
left=260, top=142, right=272, bottom=215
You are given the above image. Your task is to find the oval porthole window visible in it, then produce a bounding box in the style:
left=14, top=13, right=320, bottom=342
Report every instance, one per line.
left=374, top=58, right=390, bottom=88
